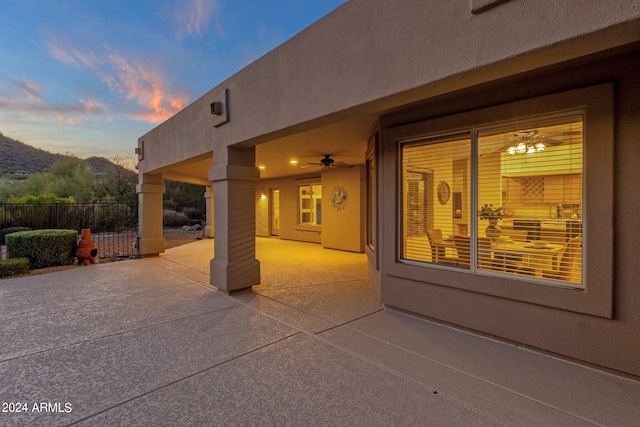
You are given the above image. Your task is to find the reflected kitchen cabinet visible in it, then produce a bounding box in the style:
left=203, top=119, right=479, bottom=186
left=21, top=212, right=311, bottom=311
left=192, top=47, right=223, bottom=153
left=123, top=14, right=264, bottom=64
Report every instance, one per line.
left=503, top=177, right=522, bottom=204
left=503, top=174, right=582, bottom=205
left=551, top=174, right=582, bottom=203
left=544, top=175, right=565, bottom=203
left=565, top=174, right=582, bottom=203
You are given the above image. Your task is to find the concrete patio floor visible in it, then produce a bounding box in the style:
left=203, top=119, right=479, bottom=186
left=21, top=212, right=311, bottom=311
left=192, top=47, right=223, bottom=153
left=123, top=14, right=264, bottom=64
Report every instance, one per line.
left=1, top=237, right=639, bottom=426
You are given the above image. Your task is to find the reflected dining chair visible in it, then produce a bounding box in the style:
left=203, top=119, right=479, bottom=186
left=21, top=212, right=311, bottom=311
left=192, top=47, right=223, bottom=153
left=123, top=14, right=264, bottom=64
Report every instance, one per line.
left=504, top=229, right=528, bottom=263
left=453, top=235, right=470, bottom=268
left=504, top=236, right=582, bottom=280
left=477, top=237, right=503, bottom=271
left=542, top=236, right=582, bottom=281
left=454, top=235, right=501, bottom=270
left=507, top=230, right=528, bottom=242
left=427, top=229, right=458, bottom=265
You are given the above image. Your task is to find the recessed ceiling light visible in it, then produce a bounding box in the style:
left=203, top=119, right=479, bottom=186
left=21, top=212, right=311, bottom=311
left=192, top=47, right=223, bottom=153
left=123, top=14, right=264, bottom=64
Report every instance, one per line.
left=258, top=165, right=265, bottom=169
left=289, top=160, right=298, bottom=165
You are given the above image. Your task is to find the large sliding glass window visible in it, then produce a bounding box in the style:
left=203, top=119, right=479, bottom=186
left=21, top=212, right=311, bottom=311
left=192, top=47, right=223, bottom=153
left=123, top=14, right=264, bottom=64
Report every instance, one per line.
left=400, top=113, right=584, bottom=287
left=402, top=134, right=471, bottom=266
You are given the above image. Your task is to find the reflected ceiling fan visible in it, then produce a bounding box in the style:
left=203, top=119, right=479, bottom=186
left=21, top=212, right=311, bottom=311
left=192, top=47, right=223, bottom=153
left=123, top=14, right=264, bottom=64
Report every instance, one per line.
left=301, top=154, right=353, bottom=168
left=501, top=130, right=564, bottom=155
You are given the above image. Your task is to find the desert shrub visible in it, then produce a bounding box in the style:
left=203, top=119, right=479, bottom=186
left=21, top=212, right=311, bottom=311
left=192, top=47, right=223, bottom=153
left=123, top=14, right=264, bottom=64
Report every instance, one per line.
left=0, top=226, right=31, bottom=245
left=180, top=207, right=204, bottom=227
left=181, top=207, right=204, bottom=220
left=46, top=158, right=96, bottom=202
left=13, top=194, right=71, bottom=204
left=93, top=158, right=137, bottom=204
left=163, top=209, right=190, bottom=227
left=6, top=229, right=77, bottom=269
left=0, top=257, right=30, bottom=277
left=54, top=204, right=96, bottom=231
left=93, top=203, right=135, bottom=233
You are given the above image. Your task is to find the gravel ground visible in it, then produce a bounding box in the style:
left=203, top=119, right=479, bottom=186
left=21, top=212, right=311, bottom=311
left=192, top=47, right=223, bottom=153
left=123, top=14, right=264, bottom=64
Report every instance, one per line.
left=94, top=228, right=204, bottom=256
left=162, top=228, right=205, bottom=249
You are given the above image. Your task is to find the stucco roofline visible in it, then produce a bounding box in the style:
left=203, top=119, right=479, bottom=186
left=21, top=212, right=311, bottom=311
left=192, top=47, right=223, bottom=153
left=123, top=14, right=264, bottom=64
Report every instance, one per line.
left=137, top=0, right=640, bottom=175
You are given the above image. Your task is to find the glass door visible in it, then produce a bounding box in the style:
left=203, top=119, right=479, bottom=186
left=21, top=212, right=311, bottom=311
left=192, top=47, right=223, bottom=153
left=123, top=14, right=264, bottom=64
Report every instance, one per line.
left=270, top=188, right=280, bottom=236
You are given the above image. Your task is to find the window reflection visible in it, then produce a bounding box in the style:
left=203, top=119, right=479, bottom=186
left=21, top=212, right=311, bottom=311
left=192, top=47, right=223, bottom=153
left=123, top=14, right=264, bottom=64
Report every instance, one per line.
left=401, top=134, right=471, bottom=266
left=400, top=115, right=583, bottom=286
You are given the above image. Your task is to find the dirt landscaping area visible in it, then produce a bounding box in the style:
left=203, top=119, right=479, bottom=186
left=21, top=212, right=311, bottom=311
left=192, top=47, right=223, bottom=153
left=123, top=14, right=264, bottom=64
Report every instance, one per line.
left=162, top=228, right=205, bottom=249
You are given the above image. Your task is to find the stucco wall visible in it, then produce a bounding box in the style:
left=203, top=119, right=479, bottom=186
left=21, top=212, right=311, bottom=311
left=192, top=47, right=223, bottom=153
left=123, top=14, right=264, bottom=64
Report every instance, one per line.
left=256, top=167, right=365, bottom=251
left=321, top=166, right=365, bottom=252
left=137, top=0, right=640, bottom=175
left=255, top=175, right=322, bottom=244
left=136, top=0, right=640, bottom=376
left=378, top=51, right=640, bottom=377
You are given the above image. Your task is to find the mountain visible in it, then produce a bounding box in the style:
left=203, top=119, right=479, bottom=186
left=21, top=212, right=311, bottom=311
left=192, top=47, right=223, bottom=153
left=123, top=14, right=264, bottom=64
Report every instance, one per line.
left=84, top=156, right=132, bottom=176
left=0, top=132, right=132, bottom=176
left=0, top=133, right=67, bottom=174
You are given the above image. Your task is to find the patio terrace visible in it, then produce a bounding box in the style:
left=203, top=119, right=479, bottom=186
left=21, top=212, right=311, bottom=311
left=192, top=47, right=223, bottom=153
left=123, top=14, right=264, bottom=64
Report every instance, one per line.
left=1, top=238, right=638, bottom=426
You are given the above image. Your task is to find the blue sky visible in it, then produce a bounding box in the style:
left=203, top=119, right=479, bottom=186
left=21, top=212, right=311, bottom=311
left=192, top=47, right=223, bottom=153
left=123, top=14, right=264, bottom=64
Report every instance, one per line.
left=0, top=0, right=347, bottom=166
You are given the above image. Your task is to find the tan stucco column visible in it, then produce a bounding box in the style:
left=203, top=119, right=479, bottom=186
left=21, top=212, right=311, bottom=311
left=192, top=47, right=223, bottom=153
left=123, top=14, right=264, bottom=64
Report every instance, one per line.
left=204, top=186, right=214, bottom=238
left=208, top=147, right=260, bottom=293
left=136, top=173, right=165, bottom=256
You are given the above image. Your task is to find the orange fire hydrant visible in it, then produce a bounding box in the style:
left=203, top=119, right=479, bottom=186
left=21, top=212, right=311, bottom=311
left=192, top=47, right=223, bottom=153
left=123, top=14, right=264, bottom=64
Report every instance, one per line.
left=76, top=228, right=98, bottom=265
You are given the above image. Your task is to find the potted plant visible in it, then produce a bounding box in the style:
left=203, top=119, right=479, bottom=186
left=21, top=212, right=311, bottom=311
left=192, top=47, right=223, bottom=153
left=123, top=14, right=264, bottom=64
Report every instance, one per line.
left=478, top=204, right=503, bottom=239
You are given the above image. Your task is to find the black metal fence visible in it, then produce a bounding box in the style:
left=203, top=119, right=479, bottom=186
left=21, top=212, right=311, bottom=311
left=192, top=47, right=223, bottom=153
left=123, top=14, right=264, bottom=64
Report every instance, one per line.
left=0, top=203, right=139, bottom=259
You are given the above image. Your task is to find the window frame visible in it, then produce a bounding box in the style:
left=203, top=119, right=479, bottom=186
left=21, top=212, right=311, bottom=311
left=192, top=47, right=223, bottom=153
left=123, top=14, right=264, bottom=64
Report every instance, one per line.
left=399, top=131, right=472, bottom=267
left=399, top=113, right=584, bottom=284
left=383, top=83, right=614, bottom=318
left=365, top=130, right=380, bottom=270
left=366, top=145, right=377, bottom=252
left=296, top=181, right=322, bottom=231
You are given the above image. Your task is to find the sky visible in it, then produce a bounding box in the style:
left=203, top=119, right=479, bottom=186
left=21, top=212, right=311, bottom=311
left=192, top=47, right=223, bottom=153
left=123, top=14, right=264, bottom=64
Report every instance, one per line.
left=0, top=0, right=347, bottom=166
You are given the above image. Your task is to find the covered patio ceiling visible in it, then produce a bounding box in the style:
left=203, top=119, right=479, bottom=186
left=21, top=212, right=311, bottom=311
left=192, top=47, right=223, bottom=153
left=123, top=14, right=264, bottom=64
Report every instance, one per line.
left=151, top=113, right=377, bottom=185
left=255, top=113, right=375, bottom=179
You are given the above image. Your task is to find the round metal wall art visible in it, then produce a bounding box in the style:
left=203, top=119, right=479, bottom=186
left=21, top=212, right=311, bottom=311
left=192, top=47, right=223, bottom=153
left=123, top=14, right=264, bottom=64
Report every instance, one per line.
left=331, top=185, right=349, bottom=211
left=438, top=181, right=450, bottom=205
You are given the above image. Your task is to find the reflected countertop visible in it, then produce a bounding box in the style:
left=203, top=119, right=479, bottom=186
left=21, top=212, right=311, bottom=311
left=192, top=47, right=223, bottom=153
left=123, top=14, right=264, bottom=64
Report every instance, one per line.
left=501, top=219, right=582, bottom=228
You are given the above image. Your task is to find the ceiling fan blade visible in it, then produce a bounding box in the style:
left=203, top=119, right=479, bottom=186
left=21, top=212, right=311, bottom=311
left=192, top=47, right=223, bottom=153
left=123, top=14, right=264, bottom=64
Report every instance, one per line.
left=540, top=136, right=563, bottom=146
left=298, top=154, right=354, bottom=169
left=332, top=162, right=353, bottom=168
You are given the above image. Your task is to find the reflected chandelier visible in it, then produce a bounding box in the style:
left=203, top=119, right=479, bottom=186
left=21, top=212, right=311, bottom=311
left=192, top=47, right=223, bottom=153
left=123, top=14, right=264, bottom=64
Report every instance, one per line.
left=506, top=132, right=548, bottom=155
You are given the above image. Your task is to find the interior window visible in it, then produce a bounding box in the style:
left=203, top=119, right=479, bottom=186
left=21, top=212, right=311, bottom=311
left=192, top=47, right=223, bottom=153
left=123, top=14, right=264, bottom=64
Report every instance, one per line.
left=400, top=114, right=584, bottom=287
left=298, top=184, right=322, bottom=225
left=401, top=134, right=471, bottom=267
left=477, top=115, right=583, bottom=285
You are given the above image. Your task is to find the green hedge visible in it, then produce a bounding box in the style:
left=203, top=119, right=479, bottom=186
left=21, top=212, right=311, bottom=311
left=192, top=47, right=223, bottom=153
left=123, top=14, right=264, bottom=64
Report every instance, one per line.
left=6, top=229, right=77, bottom=269
left=0, top=257, right=30, bottom=277
left=0, top=226, right=31, bottom=245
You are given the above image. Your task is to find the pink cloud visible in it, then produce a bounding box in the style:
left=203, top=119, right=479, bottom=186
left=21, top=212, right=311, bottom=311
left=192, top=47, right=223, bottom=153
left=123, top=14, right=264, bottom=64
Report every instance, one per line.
left=174, top=0, right=221, bottom=38
left=5, top=78, right=44, bottom=104
left=0, top=74, right=109, bottom=125
left=0, top=95, right=103, bottom=125
left=47, top=34, right=100, bottom=69
left=80, top=99, right=106, bottom=113
left=46, top=35, right=189, bottom=124
left=17, top=79, right=42, bottom=103
left=102, top=52, right=189, bottom=123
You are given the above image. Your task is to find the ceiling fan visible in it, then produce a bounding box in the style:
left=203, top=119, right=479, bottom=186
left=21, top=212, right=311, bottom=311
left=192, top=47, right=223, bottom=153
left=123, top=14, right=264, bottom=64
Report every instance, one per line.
left=302, top=154, right=353, bottom=168
left=501, top=130, right=564, bottom=155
